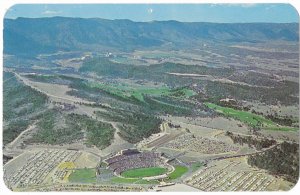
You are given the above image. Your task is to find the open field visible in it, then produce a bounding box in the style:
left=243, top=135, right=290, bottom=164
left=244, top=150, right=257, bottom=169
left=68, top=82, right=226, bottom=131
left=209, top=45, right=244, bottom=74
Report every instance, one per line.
left=163, top=115, right=250, bottom=134
left=69, top=168, right=96, bottom=183
left=88, top=81, right=195, bottom=102
left=17, top=73, right=94, bottom=104
left=205, top=102, right=298, bottom=131
left=74, top=152, right=99, bottom=168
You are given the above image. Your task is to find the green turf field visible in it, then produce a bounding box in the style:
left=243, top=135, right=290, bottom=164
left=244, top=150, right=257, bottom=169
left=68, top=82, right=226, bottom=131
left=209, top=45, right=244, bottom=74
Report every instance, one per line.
left=68, top=168, right=96, bottom=183
left=110, top=177, right=159, bottom=184
left=205, top=102, right=298, bottom=131
left=121, top=167, right=167, bottom=178
left=167, top=165, right=188, bottom=180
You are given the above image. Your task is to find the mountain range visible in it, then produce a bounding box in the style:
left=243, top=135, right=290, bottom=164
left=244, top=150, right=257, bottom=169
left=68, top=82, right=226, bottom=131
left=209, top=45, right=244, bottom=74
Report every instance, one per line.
left=4, top=17, right=299, bottom=55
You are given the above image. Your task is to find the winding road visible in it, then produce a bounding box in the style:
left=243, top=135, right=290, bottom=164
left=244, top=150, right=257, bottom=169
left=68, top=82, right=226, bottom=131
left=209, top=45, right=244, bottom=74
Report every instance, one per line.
left=11, top=71, right=133, bottom=156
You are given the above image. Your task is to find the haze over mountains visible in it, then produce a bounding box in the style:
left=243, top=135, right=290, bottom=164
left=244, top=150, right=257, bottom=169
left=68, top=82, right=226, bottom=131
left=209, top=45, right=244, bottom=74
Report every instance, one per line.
left=4, top=17, right=299, bottom=55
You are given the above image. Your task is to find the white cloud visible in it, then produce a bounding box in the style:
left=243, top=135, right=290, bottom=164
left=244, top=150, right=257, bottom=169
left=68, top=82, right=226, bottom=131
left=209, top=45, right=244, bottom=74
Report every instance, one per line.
left=42, top=10, right=61, bottom=15
left=148, top=8, right=153, bottom=14
left=240, top=4, right=257, bottom=8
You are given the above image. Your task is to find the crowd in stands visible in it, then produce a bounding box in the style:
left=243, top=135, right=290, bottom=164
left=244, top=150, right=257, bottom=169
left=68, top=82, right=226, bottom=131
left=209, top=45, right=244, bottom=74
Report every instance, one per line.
left=105, top=151, right=164, bottom=175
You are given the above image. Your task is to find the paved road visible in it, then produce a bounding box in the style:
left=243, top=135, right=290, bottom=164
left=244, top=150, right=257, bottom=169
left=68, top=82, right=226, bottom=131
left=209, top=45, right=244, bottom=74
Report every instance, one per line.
left=209, top=142, right=281, bottom=163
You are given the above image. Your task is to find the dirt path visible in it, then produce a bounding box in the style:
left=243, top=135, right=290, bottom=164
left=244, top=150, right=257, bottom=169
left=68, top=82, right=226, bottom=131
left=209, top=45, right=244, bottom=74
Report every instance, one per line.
left=166, top=72, right=272, bottom=88
left=74, top=103, right=133, bottom=155
left=77, top=105, right=134, bottom=155
left=14, top=72, right=95, bottom=104
left=101, top=122, right=134, bottom=155
left=12, top=72, right=133, bottom=156
left=6, top=123, right=37, bottom=150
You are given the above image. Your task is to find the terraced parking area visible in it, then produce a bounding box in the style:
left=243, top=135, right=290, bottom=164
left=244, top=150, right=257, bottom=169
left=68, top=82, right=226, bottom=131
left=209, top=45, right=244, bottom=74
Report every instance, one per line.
left=4, top=149, right=83, bottom=190
left=20, top=183, right=145, bottom=192
left=163, top=133, right=239, bottom=154
left=184, top=157, right=293, bottom=191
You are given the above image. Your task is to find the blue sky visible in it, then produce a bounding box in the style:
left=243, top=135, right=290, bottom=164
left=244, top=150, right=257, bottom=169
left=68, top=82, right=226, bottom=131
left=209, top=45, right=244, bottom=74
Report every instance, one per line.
left=4, top=4, right=299, bottom=23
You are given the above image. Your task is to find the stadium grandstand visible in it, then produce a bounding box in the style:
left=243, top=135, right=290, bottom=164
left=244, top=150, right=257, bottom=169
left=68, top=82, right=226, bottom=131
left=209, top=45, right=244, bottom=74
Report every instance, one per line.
left=105, top=149, right=169, bottom=175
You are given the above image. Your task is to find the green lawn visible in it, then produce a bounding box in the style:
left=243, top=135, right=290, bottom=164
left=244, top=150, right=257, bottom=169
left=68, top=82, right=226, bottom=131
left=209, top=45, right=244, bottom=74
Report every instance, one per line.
left=205, top=102, right=298, bottom=131
left=111, top=177, right=139, bottom=183
left=263, top=126, right=298, bottom=131
left=88, top=81, right=195, bottom=102
left=132, top=87, right=171, bottom=101
left=205, top=102, right=274, bottom=126
left=121, top=167, right=167, bottom=178
left=170, top=87, right=196, bottom=98
left=191, top=162, right=203, bottom=172
left=167, top=165, right=188, bottom=180
left=68, top=168, right=96, bottom=183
